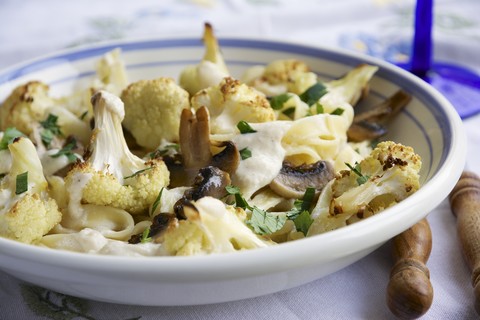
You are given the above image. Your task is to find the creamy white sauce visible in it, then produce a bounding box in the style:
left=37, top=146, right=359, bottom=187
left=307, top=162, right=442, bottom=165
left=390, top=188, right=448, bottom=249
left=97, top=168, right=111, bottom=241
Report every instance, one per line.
left=0, top=150, right=12, bottom=174
left=230, top=121, right=292, bottom=199
left=65, top=171, right=93, bottom=224
left=0, top=188, right=12, bottom=216
left=40, top=149, right=71, bottom=176
left=49, top=228, right=166, bottom=256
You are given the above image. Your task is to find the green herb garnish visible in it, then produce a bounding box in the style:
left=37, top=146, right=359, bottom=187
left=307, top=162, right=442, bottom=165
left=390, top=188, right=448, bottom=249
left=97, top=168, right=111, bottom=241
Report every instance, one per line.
left=269, top=93, right=291, bottom=110
left=345, top=162, right=370, bottom=185
left=299, top=82, right=328, bottom=106
left=140, top=227, right=152, bottom=243
left=293, top=210, right=314, bottom=235
left=0, top=127, right=24, bottom=150
left=286, top=187, right=316, bottom=220
left=80, top=111, right=89, bottom=120
left=239, top=147, right=252, bottom=160
left=51, top=138, right=78, bottom=162
left=124, top=167, right=153, bottom=179
left=237, top=121, right=257, bottom=134
left=15, top=171, right=28, bottom=195
left=282, top=107, right=296, bottom=118
left=330, top=108, right=345, bottom=115
left=225, top=185, right=287, bottom=235
left=315, top=103, right=324, bottom=114
left=247, top=206, right=287, bottom=235
left=40, top=114, right=63, bottom=147
left=285, top=187, right=316, bottom=235
left=150, top=187, right=164, bottom=216
left=225, top=185, right=250, bottom=209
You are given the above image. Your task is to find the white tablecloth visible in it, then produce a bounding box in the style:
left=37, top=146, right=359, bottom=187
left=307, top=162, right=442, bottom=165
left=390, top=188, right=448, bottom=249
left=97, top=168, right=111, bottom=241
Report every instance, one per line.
left=1, top=0, right=479, bottom=319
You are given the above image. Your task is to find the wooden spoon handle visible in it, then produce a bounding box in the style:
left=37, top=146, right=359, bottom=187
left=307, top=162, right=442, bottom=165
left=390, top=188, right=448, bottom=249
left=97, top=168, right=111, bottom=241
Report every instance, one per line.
left=449, top=171, right=480, bottom=313
left=386, top=218, right=433, bottom=319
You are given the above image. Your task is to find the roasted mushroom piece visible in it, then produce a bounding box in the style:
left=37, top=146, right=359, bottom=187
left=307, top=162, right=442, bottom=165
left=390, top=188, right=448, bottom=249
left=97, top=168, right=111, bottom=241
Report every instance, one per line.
left=163, top=106, right=239, bottom=188
left=269, top=160, right=335, bottom=199
left=211, top=140, right=240, bottom=174
left=347, top=90, right=412, bottom=142
left=179, top=106, right=212, bottom=171
left=128, top=212, right=177, bottom=244
left=174, top=166, right=231, bottom=219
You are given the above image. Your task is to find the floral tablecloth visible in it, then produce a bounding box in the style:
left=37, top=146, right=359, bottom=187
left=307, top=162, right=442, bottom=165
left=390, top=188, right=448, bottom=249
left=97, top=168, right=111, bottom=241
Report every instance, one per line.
left=1, top=0, right=480, bottom=319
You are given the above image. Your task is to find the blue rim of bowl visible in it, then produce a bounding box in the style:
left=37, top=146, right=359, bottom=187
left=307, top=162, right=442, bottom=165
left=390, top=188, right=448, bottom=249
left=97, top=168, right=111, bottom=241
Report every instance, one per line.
left=0, top=38, right=450, bottom=177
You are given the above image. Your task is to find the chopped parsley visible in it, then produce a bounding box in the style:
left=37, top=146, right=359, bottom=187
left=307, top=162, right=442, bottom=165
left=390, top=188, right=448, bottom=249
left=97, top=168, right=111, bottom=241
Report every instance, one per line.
left=226, top=185, right=317, bottom=236
left=239, top=147, right=252, bottom=160
left=79, top=111, right=89, bottom=120
left=293, top=210, right=314, bottom=236
left=286, top=187, right=316, bottom=220
left=330, top=108, right=345, bottom=116
left=345, top=162, right=370, bottom=185
left=299, top=82, right=328, bottom=106
left=140, top=227, right=152, bottom=243
left=282, top=107, right=296, bottom=118
left=51, top=138, right=78, bottom=162
left=237, top=121, right=257, bottom=134
left=315, top=103, right=324, bottom=114
left=286, top=187, right=316, bottom=235
left=0, top=127, right=24, bottom=150
left=15, top=171, right=28, bottom=195
left=247, top=207, right=287, bottom=235
left=225, top=185, right=287, bottom=235
left=40, top=114, right=63, bottom=147
left=225, top=185, right=250, bottom=210
left=268, top=93, right=291, bottom=110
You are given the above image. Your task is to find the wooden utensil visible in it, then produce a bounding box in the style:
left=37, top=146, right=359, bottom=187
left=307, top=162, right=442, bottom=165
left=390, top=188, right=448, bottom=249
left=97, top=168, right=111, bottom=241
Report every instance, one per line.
left=449, top=171, right=480, bottom=314
left=386, top=218, right=433, bottom=319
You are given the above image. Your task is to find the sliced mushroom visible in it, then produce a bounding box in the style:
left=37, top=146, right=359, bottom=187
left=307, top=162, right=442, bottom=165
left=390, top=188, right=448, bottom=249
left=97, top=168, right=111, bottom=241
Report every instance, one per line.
left=347, top=121, right=388, bottom=142
left=179, top=106, right=212, bottom=170
left=347, top=90, right=412, bottom=142
left=269, top=161, right=335, bottom=199
left=174, top=166, right=231, bottom=219
left=128, top=212, right=177, bottom=244
left=186, top=166, right=231, bottom=200
left=211, top=140, right=240, bottom=174
left=174, top=107, right=240, bottom=186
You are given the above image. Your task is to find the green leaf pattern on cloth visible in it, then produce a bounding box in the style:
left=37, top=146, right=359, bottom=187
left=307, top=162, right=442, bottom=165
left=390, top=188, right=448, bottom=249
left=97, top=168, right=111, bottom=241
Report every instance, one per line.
left=21, top=284, right=141, bottom=320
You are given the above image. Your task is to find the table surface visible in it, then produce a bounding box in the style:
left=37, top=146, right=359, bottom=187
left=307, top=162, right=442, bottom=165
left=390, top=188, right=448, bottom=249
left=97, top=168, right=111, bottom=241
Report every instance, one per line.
left=1, top=0, right=480, bottom=319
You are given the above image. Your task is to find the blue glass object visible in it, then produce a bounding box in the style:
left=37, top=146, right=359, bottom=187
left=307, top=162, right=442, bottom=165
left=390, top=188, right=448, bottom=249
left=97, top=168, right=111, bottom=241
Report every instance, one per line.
left=409, top=0, right=480, bottom=119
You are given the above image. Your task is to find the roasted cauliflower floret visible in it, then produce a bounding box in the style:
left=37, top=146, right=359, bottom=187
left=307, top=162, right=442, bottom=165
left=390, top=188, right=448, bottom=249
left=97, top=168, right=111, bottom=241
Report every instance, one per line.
left=191, top=77, right=275, bottom=134
left=65, top=90, right=170, bottom=214
left=0, top=137, right=62, bottom=243
left=0, top=81, right=54, bottom=135
left=242, top=59, right=318, bottom=96
left=323, top=63, right=379, bottom=107
left=162, top=197, right=273, bottom=256
left=307, top=141, right=421, bottom=235
left=92, top=48, right=129, bottom=96
left=121, top=77, right=190, bottom=149
left=179, top=23, right=229, bottom=96
left=0, top=81, right=92, bottom=148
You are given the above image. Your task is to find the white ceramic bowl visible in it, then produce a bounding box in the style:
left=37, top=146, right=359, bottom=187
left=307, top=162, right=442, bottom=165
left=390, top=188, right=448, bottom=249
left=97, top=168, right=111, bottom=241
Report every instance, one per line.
left=0, top=37, right=466, bottom=306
